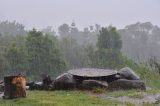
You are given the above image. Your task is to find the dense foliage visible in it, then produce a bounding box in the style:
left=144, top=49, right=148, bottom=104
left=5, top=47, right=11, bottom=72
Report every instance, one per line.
left=26, top=29, right=67, bottom=79
left=0, top=21, right=160, bottom=82
left=86, top=27, right=123, bottom=68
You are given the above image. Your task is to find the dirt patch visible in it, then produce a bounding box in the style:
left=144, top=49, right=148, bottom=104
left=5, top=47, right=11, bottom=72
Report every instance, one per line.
left=101, top=93, right=160, bottom=105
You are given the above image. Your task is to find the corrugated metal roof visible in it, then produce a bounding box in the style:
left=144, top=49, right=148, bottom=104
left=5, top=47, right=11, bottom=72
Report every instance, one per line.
left=68, top=68, right=117, bottom=77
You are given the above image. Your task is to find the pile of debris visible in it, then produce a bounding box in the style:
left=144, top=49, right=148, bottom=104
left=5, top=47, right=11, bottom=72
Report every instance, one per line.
left=27, top=67, right=146, bottom=91
left=27, top=75, right=54, bottom=90
left=54, top=67, right=146, bottom=90
left=0, top=67, right=146, bottom=99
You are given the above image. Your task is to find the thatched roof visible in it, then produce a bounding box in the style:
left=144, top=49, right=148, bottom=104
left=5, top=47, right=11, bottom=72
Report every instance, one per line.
left=68, top=68, right=117, bottom=77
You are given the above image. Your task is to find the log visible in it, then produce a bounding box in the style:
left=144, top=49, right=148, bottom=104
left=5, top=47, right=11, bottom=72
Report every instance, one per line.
left=3, top=75, right=26, bottom=99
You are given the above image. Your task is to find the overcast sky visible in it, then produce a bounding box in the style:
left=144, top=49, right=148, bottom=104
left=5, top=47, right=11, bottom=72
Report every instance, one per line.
left=0, top=0, right=159, bottom=30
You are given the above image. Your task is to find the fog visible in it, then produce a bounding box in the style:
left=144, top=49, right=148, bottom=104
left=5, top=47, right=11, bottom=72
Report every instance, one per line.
left=0, top=0, right=160, bottom=80
left=0, top=0, right=160, bottom=30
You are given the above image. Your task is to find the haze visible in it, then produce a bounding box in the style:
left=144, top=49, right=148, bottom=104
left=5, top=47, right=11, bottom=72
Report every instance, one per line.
left=0, top=0, right=160, bottom=30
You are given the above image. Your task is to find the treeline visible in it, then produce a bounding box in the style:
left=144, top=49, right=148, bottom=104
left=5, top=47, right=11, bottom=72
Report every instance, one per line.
left=119, top=22, right=160, bottom=62
left=58, top=22, right=160, bottom=63
left=0, top=21, right=125, bottom=80
left=0, top=21, right=160, bottom=80
left=0, top=28, right=67, bottom=80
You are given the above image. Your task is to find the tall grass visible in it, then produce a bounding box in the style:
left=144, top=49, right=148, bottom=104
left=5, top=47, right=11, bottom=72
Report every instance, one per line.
left=123, top=58, right=160, bottom=89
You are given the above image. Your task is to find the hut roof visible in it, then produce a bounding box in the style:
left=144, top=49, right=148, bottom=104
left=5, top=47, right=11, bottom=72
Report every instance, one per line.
left=68, top=68, right=117, bottom=77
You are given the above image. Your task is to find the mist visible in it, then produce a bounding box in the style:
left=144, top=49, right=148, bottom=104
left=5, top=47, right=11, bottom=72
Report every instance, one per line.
left=0, top=0, right=160, bottom=30
left=0, top=1, right=160, bottom=105
left=0, top=0, right=160, bottom=78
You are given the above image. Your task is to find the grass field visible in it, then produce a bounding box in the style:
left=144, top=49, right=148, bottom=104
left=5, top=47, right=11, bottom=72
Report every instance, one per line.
left=0, top=90, right=134, bottom=106
left=0, top=90, right=160, bottom=106
left=0, top=63, right=160, bottom=106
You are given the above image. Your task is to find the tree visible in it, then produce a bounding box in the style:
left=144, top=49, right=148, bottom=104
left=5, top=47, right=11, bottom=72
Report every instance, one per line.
left=0, top=20, right=26, bottom=37
left=58, top=23, right=70, bottom=37
left=0, top=54, right=8, bottom=79
left=95, top=24, right=101, bottom=31
left=5, top=43, right=28, bottom=75
left=88, top=26, right=123, bottom=68
left=119, top=22, right=160, bottom=62
left=42, top=26, right=56, bottom=36
left=59, top=37, right=86, bottom=68
left=26, top=29, right=66, bottom=79
left=70, top=22, right=79, bottom=40
left=97, top=27, right=122, bottom=50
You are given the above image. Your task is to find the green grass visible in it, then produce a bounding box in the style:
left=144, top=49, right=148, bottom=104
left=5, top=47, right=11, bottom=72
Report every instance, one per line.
left=0, top=90, right=160, bottom=106
left=91, top=88, right=106, bottom=94
left=0, top=90, right=135, bottom=106
left=142, top=103, right=160, bottom=106
left=0, top=59, right=160, bottom=106
left=146, top=89, right=160, bottom=94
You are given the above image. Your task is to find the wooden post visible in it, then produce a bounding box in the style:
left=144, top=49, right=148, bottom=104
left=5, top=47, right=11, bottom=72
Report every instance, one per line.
left=3, top=75, right=26, bottom=99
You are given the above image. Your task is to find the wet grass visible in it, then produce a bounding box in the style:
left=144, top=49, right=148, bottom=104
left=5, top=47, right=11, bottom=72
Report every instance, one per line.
left=106, top=89, right=160, bottom=99
left=106, top=90, right=145, bottom=98
left=0, top=90, right=135, bottom=106
left=146, top=89, right=160, bottom=95
left=0, top=90, right=160, bottom=106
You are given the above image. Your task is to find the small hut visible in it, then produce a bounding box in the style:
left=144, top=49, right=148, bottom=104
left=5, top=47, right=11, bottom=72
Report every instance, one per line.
left=3, top=75, right=26, bottom=99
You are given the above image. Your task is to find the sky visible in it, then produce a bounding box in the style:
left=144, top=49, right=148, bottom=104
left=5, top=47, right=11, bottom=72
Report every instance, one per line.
left=0, top=0, right=160, bottom=30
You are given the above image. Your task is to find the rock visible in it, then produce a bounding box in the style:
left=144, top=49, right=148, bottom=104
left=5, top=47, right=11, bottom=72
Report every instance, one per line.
left=42, top=75, right=52, bottom=85
left=27, top=82, right=43, bottom=90
left=118, top=67, right=140, bottom=80
left=47, top=83, right=55, bottom=90
left=42, top=75, right=53, bottom=90
left=0, top=84, right=4, bottom=92
left=81, top=80, right=108, bottom=90
left=0, top=80, right=4, bottom=92
left=0, top=92, right=3, bottom=98
left=0, top=80, right=3, bottom=84
left=34, top=82, right=43, bottom=90
left=108, top=79, right=146, bottom=90
left=155, top=96, right=160, bottom=104
left=26, top=82, right=35, bottom=90
left=54, top=73, right=76, bottom=90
